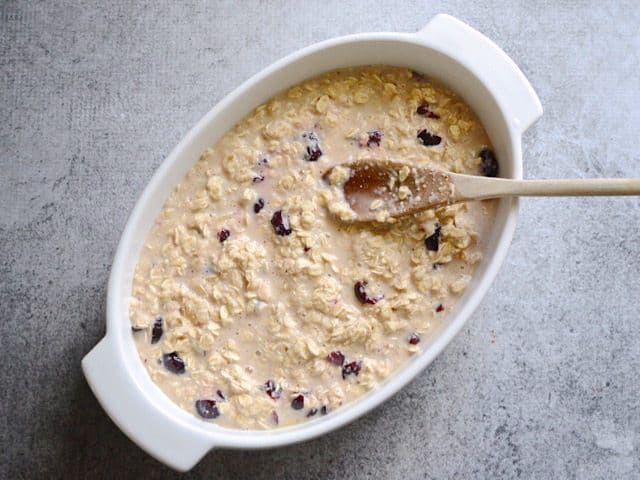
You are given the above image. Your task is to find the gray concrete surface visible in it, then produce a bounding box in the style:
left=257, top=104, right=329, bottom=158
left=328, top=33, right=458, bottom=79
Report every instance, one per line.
left=1, top=1, right=639, bottom=478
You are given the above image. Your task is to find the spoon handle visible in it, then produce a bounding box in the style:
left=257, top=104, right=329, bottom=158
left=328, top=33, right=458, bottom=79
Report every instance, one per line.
left=453, top=176, right=640, bottom=201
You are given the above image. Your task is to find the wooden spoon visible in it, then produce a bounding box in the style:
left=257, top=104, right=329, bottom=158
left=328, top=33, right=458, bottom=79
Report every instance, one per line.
left=324, top=160, right=640, bottom=222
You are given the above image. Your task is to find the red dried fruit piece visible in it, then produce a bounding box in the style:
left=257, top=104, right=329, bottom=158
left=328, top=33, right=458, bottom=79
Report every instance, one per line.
left=195, top=399, right=220, bottom=419
left=416, top=103, right=440, bottom=119
left=354, top=281, right=382, bottom=305
left=408, top=333, right=420, bottom=345
left=306, top=145, right=322, bottom=162
left=307, top=408, right=318, bottom=417
left=271, top=210, right=292, bottom=236
left=151, top=317, right=163, bottom=344
left=354, top=281, right=369, bottom=303
left=424, top=225, right=441, bottom=252
left=342, top=360, right=362, bottom=379
left=253, top=198, right=265, bottom=213
left=217, top=229, right=230, bottom=243
left=264, top=379, right=282, bottom=400
left=327, top=351, right=345, bottom=366
left=291, top=394, right=305, bottom=410
left=366, top=130, right=383, bottom=147
left=479, top=148, right=498, bottom=177
left=417, top=129, right=442, bottom=146
left=162, top=351, right=185, bottom=374
left=302, top=132, right=323, bottom=162
left=436, top=304, right=445, bottom=313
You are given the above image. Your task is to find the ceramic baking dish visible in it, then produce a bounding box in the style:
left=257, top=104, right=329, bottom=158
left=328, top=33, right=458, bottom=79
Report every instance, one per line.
left=82, top=14, right=542, bottom=471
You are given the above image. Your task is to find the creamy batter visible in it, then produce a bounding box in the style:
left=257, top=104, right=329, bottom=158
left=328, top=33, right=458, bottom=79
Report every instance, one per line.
left=130, top=66, right=497, bottom=429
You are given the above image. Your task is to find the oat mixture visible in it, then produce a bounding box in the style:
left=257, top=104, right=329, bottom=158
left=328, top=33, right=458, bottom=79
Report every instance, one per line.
left=130, top=66, right=498, bottom=429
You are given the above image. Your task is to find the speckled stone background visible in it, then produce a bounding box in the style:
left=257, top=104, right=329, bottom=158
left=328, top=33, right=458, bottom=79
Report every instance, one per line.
left=1, top=1, right=639, bottom=478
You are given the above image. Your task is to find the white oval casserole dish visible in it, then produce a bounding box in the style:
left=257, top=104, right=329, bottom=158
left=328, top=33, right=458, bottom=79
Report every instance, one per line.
left=82, top=14, right=542, bottom=472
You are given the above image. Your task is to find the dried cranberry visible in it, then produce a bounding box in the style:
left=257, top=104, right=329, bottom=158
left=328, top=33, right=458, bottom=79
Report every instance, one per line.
left=162, top=351, right=185, bottom=374
left=195, top=399, right=220, bottom=419
left=367, top=130, right=383, bottom=147
left=216, top=390, right=225, bottom=401
left=151, top=317, right=163, bottom=344
left=417, top=129, right=442, bottom=146
left=327, top=351, right=345, bottom=366
left=424, top=225, right=441, bottom=252
left=306, top=145, right=322, bottom=162
left=416, top=104, right=429, bottom=115
left=342, top=360, right=362, bottom=379
left=436, top=304, right=445, bottom=313
left=354, top=281, right=368, bottom=303
left=264, top=379, right=282, bottom=400
left=307, top=408, right=318, bottom=417
left=271, top=210, right=292, bottom=236
left=217, top=228, right=230, bottom=243
left=291, top=394, right=305, bottom=410
left=354, top=281, right=382, bottom=305
left=408, top=333, right=420, bottom=345
left=302, top=132, right=322, bottom=162
left=320, top=405, right=328, bottom=415
left=253, top=175, right=265, bottom=183
left=479, top=148, right=498, bottom=177
left=416, top=103, right=440, bottom=119
left=253, top=198, right=265, bottom=213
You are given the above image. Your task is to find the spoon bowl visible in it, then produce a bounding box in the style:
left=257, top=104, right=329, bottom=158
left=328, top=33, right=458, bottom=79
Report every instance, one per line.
left=325, top=160, right=640, bottom=223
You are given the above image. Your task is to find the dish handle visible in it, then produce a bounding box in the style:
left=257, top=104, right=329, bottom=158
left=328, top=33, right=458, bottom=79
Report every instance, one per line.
left=416, top=14, right=542, bottom=134
left=82, top=336, right=212, bottom=472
